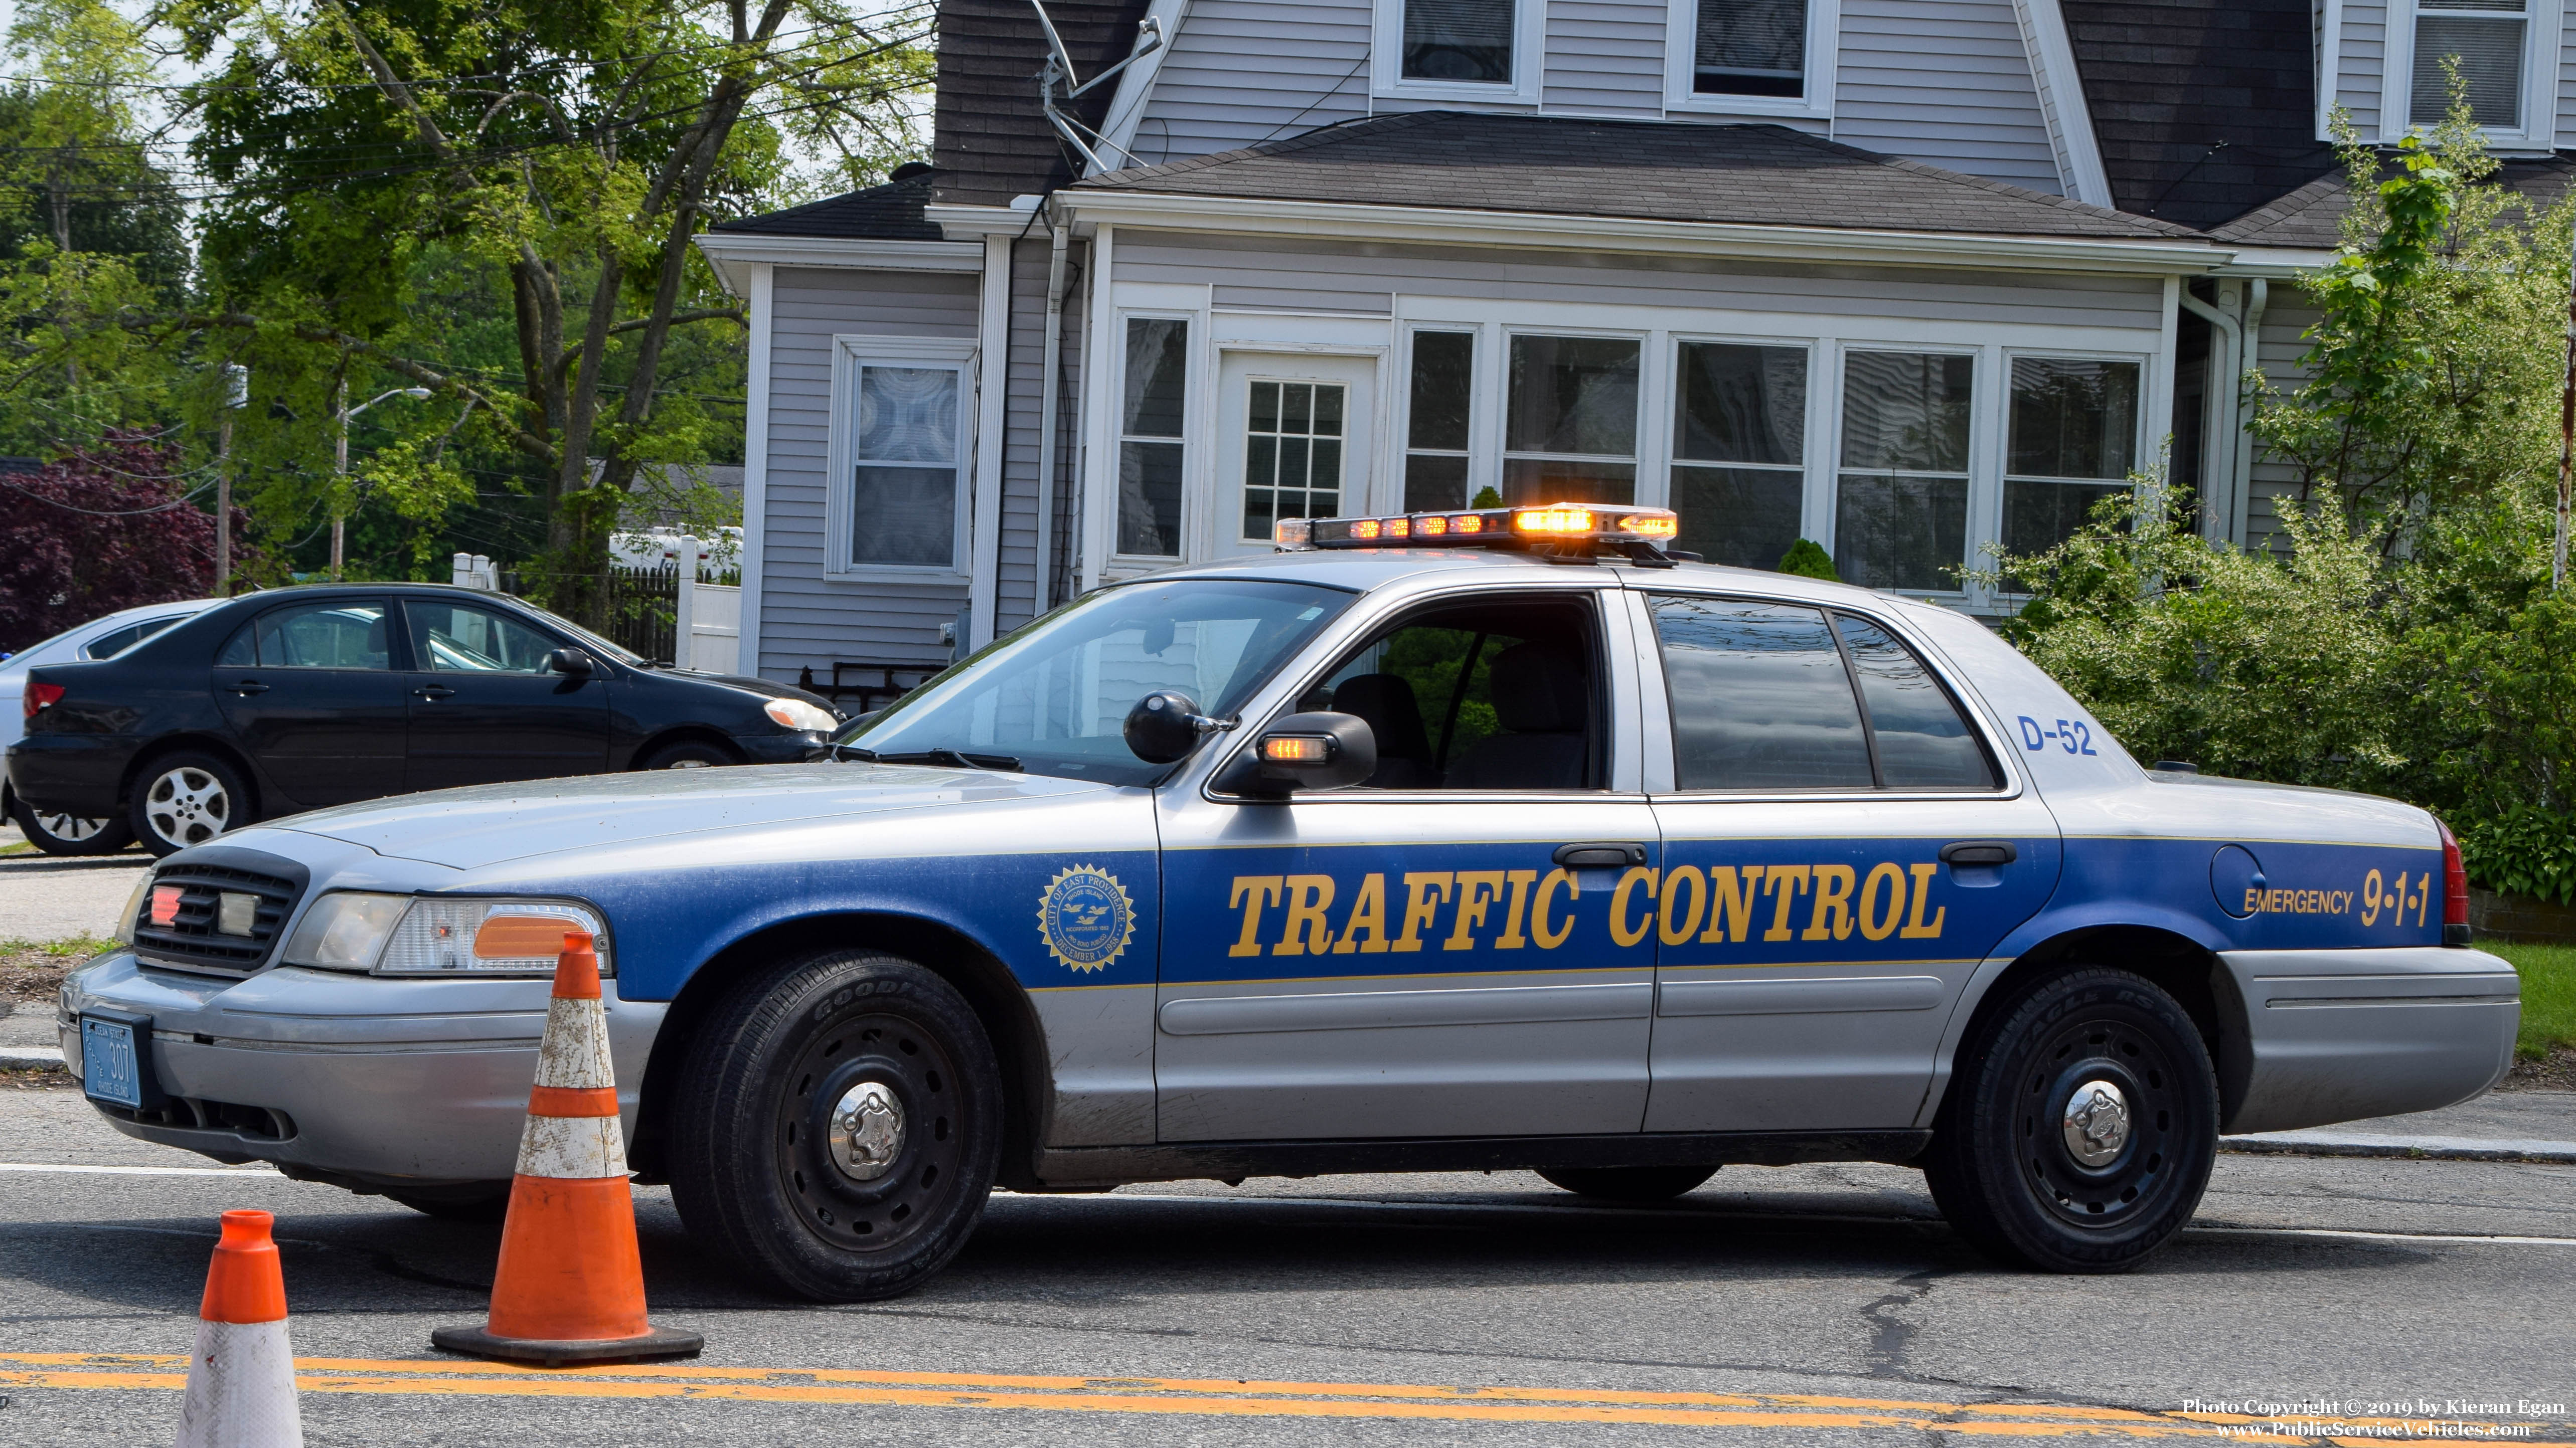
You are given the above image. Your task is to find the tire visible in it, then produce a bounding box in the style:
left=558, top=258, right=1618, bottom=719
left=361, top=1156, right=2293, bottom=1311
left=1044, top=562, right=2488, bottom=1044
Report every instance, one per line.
left=128, top=752, right=254, bottom=857
left=665, top=948, right=1003, bottom=1302
left=637, top=739, right=740, bottom=770
left=10, top=791, right=134, bottom=855
left=1537, top=1166, right=1719, bottom=1201
left=1922, top=968, right=2218, bottom=1274
left=385, top=1182, right=512, bottom=1223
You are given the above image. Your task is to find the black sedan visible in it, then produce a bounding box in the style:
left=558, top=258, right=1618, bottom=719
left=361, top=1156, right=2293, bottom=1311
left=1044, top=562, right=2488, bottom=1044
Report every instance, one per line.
left=7, top=583, right=844, bottom=855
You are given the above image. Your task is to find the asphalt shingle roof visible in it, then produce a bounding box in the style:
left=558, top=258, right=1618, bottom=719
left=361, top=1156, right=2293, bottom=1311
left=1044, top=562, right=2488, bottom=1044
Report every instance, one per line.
left=2212, top=156, right=2576, bottom=247
left=1073, top=111, right=2210, bottom=241
left=710, top=171, right=941, bottom=240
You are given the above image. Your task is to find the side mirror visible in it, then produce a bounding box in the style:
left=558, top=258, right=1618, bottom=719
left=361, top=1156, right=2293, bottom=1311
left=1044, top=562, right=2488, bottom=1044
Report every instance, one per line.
left=1212, top=712, right=1377, bottom=797
left=549, top=647, right=595, bottom=677
left=1123, top=690, right=1216, bottom=765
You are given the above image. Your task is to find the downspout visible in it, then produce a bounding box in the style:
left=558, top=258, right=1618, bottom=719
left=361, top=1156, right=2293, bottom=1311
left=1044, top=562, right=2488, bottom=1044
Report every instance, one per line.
left=1034, top=205, right=1072, bottom=612
left=2176, top=285, right=2241, bottom=544
left=2233, top=279, right=2268, bottom=549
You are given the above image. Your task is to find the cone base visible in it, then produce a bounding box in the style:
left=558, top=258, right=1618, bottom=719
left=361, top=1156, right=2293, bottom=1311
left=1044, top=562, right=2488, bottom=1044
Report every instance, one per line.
left=431, top=1322, right=703, bottom=1367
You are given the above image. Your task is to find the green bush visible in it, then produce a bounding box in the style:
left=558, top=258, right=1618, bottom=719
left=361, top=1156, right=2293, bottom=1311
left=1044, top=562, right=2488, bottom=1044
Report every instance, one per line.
left=1778, top=538, right=1838, bottom=581
left=2455, top=808, right=2576, bottom=906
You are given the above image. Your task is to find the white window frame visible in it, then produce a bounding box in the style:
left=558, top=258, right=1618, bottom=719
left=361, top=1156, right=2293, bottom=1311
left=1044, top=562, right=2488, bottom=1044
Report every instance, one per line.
left=1660, top=332, right=1819, bottom=567
left=1109, top=308, right=1202, bottom=566
left=1497, top=324, right=1652, bottom=507
left=1397, top=323, right=1488, bottom=512
left=1989, top=345, right=2152, bottom=595
left=825, top=333, right=977, bottom=580
left=1372, top=0, right=1546, bottom=104
left=1662, top=0, right=1840, bottom=121
left=2381, top=0, right=2564, bottom=146
left=1821, top=341, right=1984, bottom=600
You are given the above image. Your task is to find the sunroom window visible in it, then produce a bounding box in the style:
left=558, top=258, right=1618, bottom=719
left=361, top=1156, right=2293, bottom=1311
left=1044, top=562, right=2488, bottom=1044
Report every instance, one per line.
left=1692, top=0, right=1807, bottom=97
left=1403, top=0, right=1515, bottom=84
left=2001, top=357, right=2140, bottom=561
left=1503, top=334, right=1640, bottom=506
left=1834, top=351, right=1971, bottom=592
left=1404, top=330, right=1475, bottom=512
left=1670, top=341, right=1807, bottom=570
left=1118, top=318, right=1188, bottom=558
left=2409, top=0, right=2528, bottom=127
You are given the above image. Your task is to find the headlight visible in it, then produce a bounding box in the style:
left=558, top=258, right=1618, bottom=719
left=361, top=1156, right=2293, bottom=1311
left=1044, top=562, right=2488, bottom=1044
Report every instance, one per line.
left=112, top=872, right=153, bottom=945
left=764, top=697, right=837, bottom=732
left=282, top=894, right=608, bottom=977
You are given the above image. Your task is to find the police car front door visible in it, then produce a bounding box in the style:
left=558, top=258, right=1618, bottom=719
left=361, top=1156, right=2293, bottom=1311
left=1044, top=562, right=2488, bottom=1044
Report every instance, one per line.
left=1630, top=592, right=2060, bottom=1134
left=1152, top=585, right=1660, bottom=1142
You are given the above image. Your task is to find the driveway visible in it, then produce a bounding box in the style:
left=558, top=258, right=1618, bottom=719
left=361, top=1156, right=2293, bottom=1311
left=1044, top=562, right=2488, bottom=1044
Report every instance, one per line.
left=0, top=824, right=146, bottom=944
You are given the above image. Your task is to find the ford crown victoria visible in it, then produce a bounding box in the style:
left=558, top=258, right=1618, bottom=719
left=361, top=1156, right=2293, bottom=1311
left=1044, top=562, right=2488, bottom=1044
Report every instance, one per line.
left=57, top=505, right=2521, bottom=1300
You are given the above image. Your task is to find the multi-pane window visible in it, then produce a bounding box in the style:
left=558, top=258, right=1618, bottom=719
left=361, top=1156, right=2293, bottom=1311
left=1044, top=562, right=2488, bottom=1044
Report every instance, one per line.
left=1670, top=341, right=1806, bottom=570
left=1403, top=0, right=1515, bottom=83
left=1504, top=335, right=1640, bottom=506
left=850, top=364, right=962, bottom=568
left=1834, top=351, right=1972, bottom=592
left=1241, top=381, right=1346, bottom=542
left=2410, top=0, right=2527, bottom=126
left=1692, top=0, right=1806, bottom=97
left=1118, top=318, right=1189, bottom=558
left=2002, top=357, right=2140, bottom=561
left=1405, top=330, right=1475, bottom=511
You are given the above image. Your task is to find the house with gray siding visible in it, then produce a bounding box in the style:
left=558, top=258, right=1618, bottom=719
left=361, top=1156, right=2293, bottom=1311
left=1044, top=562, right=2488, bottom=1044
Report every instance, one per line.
left=693, top=0, right=2574, bottom=687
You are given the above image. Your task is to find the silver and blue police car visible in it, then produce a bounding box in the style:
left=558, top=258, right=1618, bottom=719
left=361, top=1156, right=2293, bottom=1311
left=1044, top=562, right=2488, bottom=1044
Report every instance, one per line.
left=60, top=502, right=2520, bottom=1299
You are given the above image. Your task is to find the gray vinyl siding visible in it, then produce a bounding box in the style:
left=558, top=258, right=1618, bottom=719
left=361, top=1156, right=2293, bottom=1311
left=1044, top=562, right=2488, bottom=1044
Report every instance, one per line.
left=2244, top=294, right=2323, bottom=554
left=1112, top=230, right=2165, bottom=330
left=2559, top=9, right=2576, bottom=147
left=757, top=266, right=981, bottom=681
left=1543, top=0, right=1666, bottom=116
left=998, top=237, right=1090, bottom=631
left=1834, top=0, right=2063, bottom=194
left=1132, top=0, right=1371, bottom=165
left=2336, top=1, right=2387, bottom=137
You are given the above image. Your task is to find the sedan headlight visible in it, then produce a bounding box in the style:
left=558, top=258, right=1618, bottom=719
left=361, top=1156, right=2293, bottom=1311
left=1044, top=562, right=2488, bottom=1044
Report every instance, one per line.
left=764, top=696, right=838, bottom=733
left=282, top=894, right=608, bottom=977
left=112, top=872, right=153, bottom=945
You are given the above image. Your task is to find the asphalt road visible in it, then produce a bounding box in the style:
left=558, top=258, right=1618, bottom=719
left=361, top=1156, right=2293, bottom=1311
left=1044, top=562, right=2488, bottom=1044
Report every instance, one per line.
left=0, top=826, right=148, bottom=944
left=2, top=1087, right=2570, bottom=1446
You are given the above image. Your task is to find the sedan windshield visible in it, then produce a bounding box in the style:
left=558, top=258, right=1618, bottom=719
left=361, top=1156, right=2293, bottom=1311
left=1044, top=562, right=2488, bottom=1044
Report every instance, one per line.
left=848, top=579, right=1355, bottom=786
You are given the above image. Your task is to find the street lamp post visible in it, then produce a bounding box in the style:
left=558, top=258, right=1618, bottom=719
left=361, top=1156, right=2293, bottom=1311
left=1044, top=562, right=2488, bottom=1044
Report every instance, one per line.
left=331, top=384, right=432, bottom=579
left=216, top=364, right=247, bottom=594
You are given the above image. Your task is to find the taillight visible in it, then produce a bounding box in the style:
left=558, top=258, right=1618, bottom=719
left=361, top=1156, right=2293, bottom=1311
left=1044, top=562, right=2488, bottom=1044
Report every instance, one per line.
left=23, top=681, right=64, bottom=719
left=2436, top=817, right=2472, bottom=946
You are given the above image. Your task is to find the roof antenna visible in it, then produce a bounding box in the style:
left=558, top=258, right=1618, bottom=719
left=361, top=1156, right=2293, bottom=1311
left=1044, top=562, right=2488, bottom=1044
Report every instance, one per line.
left=1028, top=2, right=1162, bottom=173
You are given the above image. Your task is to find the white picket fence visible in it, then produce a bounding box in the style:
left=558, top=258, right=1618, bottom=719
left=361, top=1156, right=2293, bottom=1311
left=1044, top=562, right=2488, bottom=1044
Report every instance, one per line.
left=452, top=545, right=740, bottom=675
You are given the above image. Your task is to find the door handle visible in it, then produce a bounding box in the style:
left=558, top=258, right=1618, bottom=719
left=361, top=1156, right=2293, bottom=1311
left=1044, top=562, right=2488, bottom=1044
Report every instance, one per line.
left=229, top=680, right=269, bottom=695
left=412, top=685, right=456, bottom=701
left=1939, top=840, right=2018, bottom=866
left=1553, top=841, right=1648, bottom=868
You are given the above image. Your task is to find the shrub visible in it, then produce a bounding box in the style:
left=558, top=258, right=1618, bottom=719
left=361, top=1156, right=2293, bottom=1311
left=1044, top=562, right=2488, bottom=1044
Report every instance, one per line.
left=1778, top=538, right=1838, bottom=581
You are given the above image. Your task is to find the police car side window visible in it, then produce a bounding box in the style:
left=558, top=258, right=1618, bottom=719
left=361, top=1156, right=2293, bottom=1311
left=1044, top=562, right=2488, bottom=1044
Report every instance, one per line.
left=1651, top=596, right=1873, bottom=791
left=1314, top=596, right=1600, bottom=791
left=1833, top=615, right=1997, bottom=790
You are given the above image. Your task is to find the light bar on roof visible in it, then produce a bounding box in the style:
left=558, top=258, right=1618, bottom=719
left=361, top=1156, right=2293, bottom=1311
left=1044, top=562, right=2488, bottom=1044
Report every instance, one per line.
left=1275, top=502, right=1682, bottom=558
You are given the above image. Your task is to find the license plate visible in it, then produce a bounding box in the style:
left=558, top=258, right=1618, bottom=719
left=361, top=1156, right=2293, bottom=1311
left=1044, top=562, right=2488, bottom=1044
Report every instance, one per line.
left=79, top=1015, right=147, bottom=1109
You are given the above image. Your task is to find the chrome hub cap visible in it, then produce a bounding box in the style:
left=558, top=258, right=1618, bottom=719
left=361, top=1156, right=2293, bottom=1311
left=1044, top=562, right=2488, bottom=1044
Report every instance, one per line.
left=826, top=1080, right=904, bottom=1182
left=35, top=811, right=111, bottom=842
left=2061, top=1079, right=2132, bottom=1167
left=143, top=767, right=230, bottom=848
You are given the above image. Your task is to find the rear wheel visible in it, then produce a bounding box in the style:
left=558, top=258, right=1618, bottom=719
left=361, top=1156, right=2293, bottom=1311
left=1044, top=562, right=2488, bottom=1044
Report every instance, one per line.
left=666, top=948, right=1002, bottom=1301
left=128, top=752, right=253, bottom=857
left=1922, top=968, right=2217, bottom=1273
left=1537, top=1165, right=1719, bottom=1201
left=10, top=792, right=134, bottom=855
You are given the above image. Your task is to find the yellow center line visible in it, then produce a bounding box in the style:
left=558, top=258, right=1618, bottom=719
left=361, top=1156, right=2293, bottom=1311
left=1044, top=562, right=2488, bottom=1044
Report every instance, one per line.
left=0, top=1356, right=2563, bottom=1441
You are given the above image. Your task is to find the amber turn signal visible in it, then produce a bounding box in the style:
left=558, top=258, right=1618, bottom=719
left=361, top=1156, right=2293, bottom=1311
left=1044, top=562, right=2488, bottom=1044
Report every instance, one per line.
left=1258, top=734, right=1336, bottom=764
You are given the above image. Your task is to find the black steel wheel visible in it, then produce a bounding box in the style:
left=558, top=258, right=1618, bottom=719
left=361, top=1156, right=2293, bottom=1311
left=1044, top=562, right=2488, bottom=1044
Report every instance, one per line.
left=1923, top=967, right=2217, bottom=1273
left=666, top=948, right=1001, bottom=1301
left=1537, top=1166, right=1718, bottom=1201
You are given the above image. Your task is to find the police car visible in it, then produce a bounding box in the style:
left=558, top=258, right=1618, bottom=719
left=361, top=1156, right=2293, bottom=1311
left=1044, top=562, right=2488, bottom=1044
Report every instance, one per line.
left=60, top=502, right=2520, bottom=1299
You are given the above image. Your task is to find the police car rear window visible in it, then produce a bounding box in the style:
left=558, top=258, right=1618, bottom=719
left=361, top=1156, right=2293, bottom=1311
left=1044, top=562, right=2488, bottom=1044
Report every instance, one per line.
left=1648, top=596, right=1995, bottom=793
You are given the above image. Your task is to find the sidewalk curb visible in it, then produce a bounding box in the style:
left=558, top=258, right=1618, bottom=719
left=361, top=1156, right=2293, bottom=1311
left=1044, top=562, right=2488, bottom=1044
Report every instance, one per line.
left=2221, top=1134, right=2576, bottom=1165
left=0, top=1046, right=66, bottom=1069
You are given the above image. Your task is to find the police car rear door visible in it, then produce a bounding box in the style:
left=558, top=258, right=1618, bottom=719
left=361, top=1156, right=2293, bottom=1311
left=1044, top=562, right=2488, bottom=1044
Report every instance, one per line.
left=1629, top=588, right=2060, bottom=1134
left=1152, top=579, right=1661, bottom=1143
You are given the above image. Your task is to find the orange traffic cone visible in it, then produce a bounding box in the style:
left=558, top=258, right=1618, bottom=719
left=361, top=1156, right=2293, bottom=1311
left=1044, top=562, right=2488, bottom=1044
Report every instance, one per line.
left=176, top=1209, right=304, bottom=1447
left=432, top=932, right=700, bottom=1366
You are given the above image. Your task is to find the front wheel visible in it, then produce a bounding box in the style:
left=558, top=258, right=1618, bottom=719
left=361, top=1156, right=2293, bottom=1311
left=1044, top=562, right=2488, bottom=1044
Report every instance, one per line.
left=665, top=948, right=1003, bottom=1301
left=10, top=792, right=134, bottom=855
left=1923, top=968, right=2218, bottom=1273
left=128, top=753, right=253, bottom=857
left=638, top=739, right=740, bottom=770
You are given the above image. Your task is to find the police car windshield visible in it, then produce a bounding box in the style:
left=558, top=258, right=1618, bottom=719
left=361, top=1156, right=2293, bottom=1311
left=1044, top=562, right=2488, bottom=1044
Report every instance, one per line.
left=848, top=579, right=1355, bottom=787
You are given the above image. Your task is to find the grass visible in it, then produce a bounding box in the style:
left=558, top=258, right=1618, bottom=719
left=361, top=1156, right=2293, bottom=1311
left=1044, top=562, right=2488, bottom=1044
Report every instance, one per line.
left=0, top=840, right=34, bottom=855
left=2490, top=942, right=2576, bottom=1060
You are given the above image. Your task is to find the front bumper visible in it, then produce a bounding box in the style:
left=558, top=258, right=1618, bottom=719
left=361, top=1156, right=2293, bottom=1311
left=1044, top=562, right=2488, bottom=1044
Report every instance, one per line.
left=2216, top=945, right=2521, bottom=1135
left=732, top=730, right=827, bottom=765
left=62, top=951, right=664, bottom=1187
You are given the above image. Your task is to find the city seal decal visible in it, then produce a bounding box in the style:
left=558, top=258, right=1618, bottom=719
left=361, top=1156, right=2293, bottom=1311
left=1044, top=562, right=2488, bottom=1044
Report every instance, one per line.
left=1038, top=864, right=1135, bottom=974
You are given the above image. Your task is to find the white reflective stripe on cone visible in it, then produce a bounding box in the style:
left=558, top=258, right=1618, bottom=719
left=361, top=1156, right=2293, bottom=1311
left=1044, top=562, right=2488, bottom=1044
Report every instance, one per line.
left=533, top=997, right=616, bottom=1090
left=176, top=1318, right=303, bottom=1448
left=516, top=1113, right=629, bottom=1180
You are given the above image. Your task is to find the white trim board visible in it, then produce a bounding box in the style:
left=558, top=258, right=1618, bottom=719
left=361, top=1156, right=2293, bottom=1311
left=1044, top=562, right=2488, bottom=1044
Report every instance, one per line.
left=741, top=262, right=774, bottom=679
left=2012, top=0, right=2114, bottom=207
left=694, top=234, right=986, bottom=293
